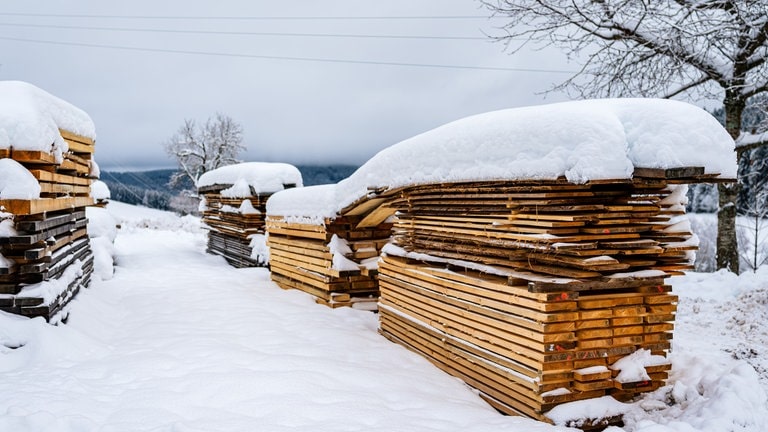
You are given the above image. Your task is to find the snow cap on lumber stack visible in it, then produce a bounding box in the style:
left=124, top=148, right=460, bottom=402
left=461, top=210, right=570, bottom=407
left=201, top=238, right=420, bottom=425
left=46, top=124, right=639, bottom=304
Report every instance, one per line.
left=0, top=81, right=96, bottom=163
left=197, top=162, right=303, bottom=197
left=267, top=98, right=736, bottom=221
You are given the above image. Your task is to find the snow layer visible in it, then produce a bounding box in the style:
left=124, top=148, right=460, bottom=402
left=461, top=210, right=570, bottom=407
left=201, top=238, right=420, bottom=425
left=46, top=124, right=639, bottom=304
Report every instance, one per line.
left=89, top=180, right=110, bottom=201
left=267, top=183, right=338, bottom=222
left=248, top=233, right=269, bottom=265
left=196, top=162, right=303, bottom=196
left=0, top=81, right=96, bottom=163
left=268, top=99, right=735, bottom=221
left=0, top=211, right=16, bottom=238
left=0, top=158, right=41, bottom=200
left=327, top=234, right=361, bottom=271
left=610, top=349, right=669, bottom=383
left=86, top=206, right=117, bottom=281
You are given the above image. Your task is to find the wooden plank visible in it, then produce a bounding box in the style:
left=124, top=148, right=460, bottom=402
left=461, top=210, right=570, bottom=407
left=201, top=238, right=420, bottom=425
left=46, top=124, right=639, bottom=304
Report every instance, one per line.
left=356, top=204, right=396, bottom=228
left=2, top=150, right=57, bottom=164
left=29, top=170, right=91, bottom=186
left=633, top=166, right=705, bottom=179
left=64, top=140, right=95, bottom=154
left=0, top=197, right=94, bottom=215
left=39, top=183, right=91, bottom=196
left=270, top=250, right=360, bottom=278
left=59, top=129, right=95, bottom=145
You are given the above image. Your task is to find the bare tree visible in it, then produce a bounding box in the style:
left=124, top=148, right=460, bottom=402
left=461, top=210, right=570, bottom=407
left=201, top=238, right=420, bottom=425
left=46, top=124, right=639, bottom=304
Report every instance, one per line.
left=481, top=0, right=768, bottom=273
left=164, top=113, right=246, bottom=189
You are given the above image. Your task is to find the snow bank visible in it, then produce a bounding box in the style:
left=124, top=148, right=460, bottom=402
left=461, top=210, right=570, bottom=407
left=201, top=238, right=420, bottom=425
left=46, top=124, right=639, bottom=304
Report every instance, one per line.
left=268, top=99, right=735, bottom=221
left=0, top=81, right=96, bottom=163
left=0, top=158, right=41, bottom=200
left=86, top=206, right=117, bottom=281
left=106, top=201, right=202, bottom=233
left=196, top=162, right=303, bottom=196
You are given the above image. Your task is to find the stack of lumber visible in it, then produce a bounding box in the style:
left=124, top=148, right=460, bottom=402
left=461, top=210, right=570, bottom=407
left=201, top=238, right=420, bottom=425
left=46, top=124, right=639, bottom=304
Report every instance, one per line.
left=377, top=168, right=720, bottom=424
left=199, top=185, right=271, bottom=268
left=197, top=162, right=303, bottom=269
left=266, top=213, right=392, bottom=309
left=263, top=99, right=736, bottom=424
left=0, top=132, right=95, bottom=211
left=0, top=131, right=96, bottom=322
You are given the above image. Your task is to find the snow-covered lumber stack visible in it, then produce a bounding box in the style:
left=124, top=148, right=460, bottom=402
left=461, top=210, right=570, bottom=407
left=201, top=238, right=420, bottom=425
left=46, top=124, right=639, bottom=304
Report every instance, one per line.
left=197, top=162, right=302, bottom=268
left=266, top=184, right=394, bottom=309
left=378, top=175, right=703, bottom=422
left=371, top=100, right=736, bottom=425
left=269, top=99, right=736, bottom=425
left=0, top=81, right=98, bottom=322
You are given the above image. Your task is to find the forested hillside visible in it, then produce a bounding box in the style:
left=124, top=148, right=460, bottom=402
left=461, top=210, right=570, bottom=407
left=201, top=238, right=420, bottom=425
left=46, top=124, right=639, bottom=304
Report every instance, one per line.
left=101, top=165, right=359, bottom=212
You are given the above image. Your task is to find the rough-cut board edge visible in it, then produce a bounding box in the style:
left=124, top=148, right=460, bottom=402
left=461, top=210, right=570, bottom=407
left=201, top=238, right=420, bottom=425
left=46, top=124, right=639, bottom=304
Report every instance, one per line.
left=525, top=275, right=668, bottom=293
left=0, top=149, right=58, bottom=164
left=58, top=129, right=94, bottom=146
left=24, top=257, right=94, bottom=322
left=30, top=170, right=92, bottom=186
left=14, top=210, right=85, bottom=232
left=325, top=171, right=736, bottom=226
left=0, top=197, right=94, bottom=216
left=633, top=166, right=705, bottom=179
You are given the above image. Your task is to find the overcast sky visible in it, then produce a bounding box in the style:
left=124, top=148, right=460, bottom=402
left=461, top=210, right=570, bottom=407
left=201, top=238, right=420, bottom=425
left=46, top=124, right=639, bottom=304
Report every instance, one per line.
left=0, top=1, right=576, bottom=171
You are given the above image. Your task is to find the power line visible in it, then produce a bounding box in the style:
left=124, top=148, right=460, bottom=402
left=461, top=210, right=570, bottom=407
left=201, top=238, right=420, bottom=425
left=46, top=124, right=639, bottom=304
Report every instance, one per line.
left=0, top=36, right=576, bottom=74
left=0, top=22, right=487, bottom=41
left=0, top=12, right=498, bottom=21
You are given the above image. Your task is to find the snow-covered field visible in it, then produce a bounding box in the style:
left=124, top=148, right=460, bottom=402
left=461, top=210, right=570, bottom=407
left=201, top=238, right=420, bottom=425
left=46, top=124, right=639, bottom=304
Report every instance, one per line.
left=1, top=202, right=768, bottom=432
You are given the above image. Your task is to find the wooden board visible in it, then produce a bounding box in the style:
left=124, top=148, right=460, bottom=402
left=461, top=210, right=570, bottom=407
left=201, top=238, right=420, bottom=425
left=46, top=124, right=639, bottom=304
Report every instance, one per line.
left=59, top=129, right=95, bottom=146
left=0, top=197, right=94, bottom=215
left=0, top=150, right=57, bottom=164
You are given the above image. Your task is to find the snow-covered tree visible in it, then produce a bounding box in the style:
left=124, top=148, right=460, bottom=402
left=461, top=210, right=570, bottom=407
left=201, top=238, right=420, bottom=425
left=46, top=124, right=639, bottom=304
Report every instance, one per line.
left=738, top=129, right=768, bottom=272
left=482, top=0, right=768, bottom=273
left=164, top=113, right=245, bottom=189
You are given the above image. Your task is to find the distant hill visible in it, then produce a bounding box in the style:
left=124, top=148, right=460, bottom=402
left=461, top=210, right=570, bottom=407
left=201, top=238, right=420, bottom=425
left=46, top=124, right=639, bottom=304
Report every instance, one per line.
left=100, top=165, right=359, bottom=212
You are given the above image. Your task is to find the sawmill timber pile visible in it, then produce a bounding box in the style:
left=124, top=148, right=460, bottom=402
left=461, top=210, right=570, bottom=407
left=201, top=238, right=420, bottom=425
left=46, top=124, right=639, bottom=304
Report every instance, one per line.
left=0, top=81, right=97, bottom=322
left=265, top=187, right=392, bottom=309
left=377, top=169, right=728, bottom=425
left=199, top=184, right=272, bottom=268
left=265, top=98, right=737, bottom=426
left=197, top=162, right=303, bottom=269
left=1, top=141, right=96, bottom=320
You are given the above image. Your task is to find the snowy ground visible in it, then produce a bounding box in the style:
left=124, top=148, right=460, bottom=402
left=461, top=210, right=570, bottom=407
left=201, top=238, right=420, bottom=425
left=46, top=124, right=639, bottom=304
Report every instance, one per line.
left=1, top=202, right=768, bottom=432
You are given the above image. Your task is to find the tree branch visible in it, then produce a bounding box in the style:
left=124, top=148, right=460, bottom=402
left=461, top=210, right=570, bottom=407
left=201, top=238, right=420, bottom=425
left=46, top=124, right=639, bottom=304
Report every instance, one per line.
left=736, top=131, right=768, bottom=157
left=662, top=74, right=712, bottom=98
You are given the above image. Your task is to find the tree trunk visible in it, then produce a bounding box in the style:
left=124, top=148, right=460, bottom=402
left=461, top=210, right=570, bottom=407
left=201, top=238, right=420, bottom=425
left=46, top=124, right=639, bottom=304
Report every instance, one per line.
left=717, top=182, right=739, bottom=271
left=716, top=91, right=745, bottom=273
